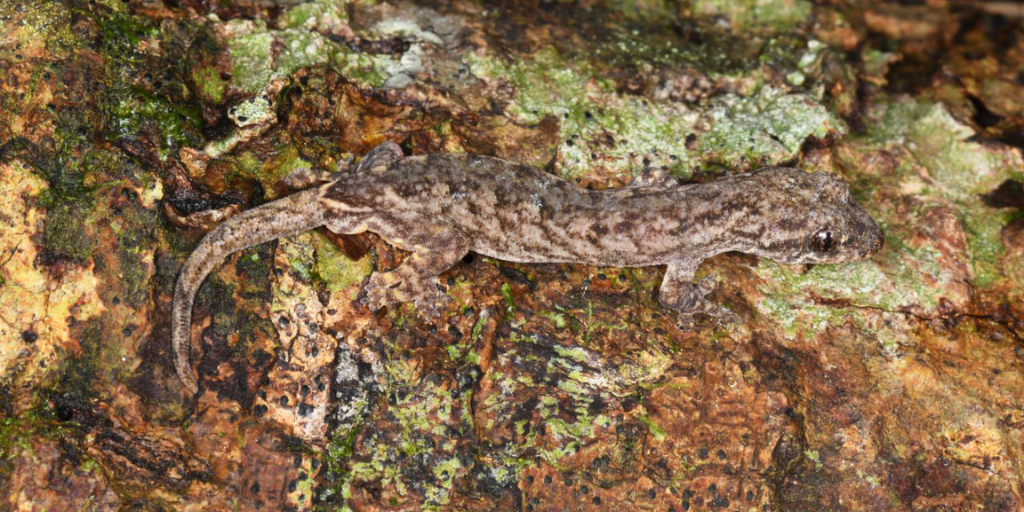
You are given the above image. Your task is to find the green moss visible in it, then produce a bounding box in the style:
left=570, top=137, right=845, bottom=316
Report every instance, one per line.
left=192, top=65, right=226, bottom=102
left=0, top=414, right=45, bottom=476
left=91, top=1, right=155, bottom=57
left=236, top=244, right=275, bottom=294
left=317, top=419, right=364, bottom=509
left=113, top=223, right=154, bottom=309
left=192, top=66, right=226, bottom=103
left=313, top=234, right=373, bottom=297
left=43, top=202, right=95, bottom=261
left=92, top=11, right=203, bottom=156
left=195, top=275, right=237, bottom=337
left=638, top=414, right=667, bottom=441
left=51, top=319, right=105, bottom=407
left=34, top=115, right=92, bottom=203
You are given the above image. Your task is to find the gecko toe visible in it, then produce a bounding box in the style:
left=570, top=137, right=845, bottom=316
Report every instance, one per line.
left=675, top=311, right=698, bottom=331
left=414, top=290, right=451, bottom=319
left=695, top=273, right=717, bottom=297
left=708, top=305, right=740, bottom=326
left=364, top=272, right=401, bottom=311
left=363, top=271, right=450, bottom=317
left=674, top=294, right=740, bottom=329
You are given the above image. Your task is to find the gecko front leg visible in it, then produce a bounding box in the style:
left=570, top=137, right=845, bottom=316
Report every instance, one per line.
left=355, top=141, right=404, bottom=172
left=659, top=259, right=738, bottom=326
left=364, top=228, right=470, bottom=318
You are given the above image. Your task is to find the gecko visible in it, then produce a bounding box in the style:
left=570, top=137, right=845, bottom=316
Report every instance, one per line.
left=171, top=141, right=883, bottom=393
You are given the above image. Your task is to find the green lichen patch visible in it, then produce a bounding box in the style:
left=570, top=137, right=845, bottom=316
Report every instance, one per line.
left=466, top=48, right=696, bottom=179
left=467, top=47, right=844, bottom=181
left=228, top=96, right=274, bottom=128
left=755, top=258, right=932, bottom=339
left=691, top=0, right=813, bottom=34
left=472, top=322, right=673, bottom=473
left=466, top=48, right=700, bottom=180
left=856, top=99, right=1023, bottom=288
left=223, top=20, right=279, bottom=96
left=280, top=0, right=351, bottom=32
left=343, top=375, right=474, bottom=510
left=216, top=144, right=311, bottom=199
left=223, top=14, right=398, bottom=96
left=699, top=85, right=846, bottom=169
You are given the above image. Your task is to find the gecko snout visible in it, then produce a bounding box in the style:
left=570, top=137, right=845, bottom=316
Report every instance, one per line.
left=850, top=211, right=884, bottom=258
left=868, top=229, right=884, bottom=253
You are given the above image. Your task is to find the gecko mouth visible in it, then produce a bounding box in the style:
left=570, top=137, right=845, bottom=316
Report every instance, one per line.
left=867, top=230, right=884, bottom=254
left=857, top=217, right=885, bottom=257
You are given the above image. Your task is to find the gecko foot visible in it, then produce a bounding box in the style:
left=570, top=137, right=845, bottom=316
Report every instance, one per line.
left=363, top=270, right=449, bottom=318
left=413, top=289, right=450, bottom=319
left=675, top=303, right=740, bottom=330
left=667, top=274, right=740, bottom=329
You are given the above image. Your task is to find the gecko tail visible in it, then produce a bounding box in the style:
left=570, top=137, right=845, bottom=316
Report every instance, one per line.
left=171, top=187, right=326, bottom=394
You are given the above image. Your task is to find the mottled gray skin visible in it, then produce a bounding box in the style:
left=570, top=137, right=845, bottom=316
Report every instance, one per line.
left=171, top=142, right=883, bottom=393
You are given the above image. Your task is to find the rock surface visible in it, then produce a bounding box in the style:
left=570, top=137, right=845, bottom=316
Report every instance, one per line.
left=1, top=0, right=1023, bottom=510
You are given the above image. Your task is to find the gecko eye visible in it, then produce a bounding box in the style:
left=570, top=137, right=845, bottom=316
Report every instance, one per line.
left=809, top=230, right=834, bottom=253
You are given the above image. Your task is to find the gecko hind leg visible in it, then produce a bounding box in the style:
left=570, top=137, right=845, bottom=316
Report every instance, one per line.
left=364, top=230, right=470, bottom=318
left=284, top=141, right=403, bottom=189
left=659, top=261, right=739, bottom=328
left=283, top=167, right=335, bottom=189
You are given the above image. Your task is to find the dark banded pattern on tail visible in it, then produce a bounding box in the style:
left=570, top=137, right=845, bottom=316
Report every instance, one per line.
left=171, top=187, right=326, bottom=393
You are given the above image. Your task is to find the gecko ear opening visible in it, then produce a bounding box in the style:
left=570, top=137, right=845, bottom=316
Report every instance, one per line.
left=808, top=229, right=834, bottom=254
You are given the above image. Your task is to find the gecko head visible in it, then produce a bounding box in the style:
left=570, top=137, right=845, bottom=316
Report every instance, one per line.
left=749, top=168, right=883, bottom=265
